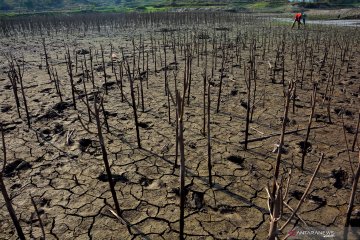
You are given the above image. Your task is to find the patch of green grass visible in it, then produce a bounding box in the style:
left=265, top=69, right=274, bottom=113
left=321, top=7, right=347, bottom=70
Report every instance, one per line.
left=248, top=1, right=269, bottom=9
left=143, top=6, right=168, bottom=13
left=245, top=1, right=287, bottom=13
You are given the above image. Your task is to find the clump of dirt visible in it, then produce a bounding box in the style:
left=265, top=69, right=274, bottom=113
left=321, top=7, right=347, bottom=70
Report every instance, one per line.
left=230, top=89, right=238, bottom=96
left=240, top=100, right=248, bottom=109
left=188, top=141, right=197, bottom=149
left=348, top=209, right=360, bottom=227
left=215, top=27, right=230, bottom=31
left=4, top=159, right=32, bottom=177
left=334, top=107, right=353, bottom=117
left=291, top=190, right=303, bottom=200
left=40, top=128, right=52, bottom=141
left=36, top=109, right=60, bottom=121
left=79, top=138, right=92, bottom=152
left=349, top=218, right=360, bottom=227
left=95, top=65, right=104, bottom=72
left=298, top=141, right=312, bottom=153
left=190, top=191, right=204, bottom=210
left=102, top=81, right=116, bottom=90
left=53, top=123, right=64, bottom=135
left=53, top=101, right=72, bottom=113
left=138, top=122, right=151, bottom=129
left=104, top=111, right=117, bottom=117
left=170, top=186, right=190, bottom=197
left=158, top=28, right=177, bottom=33
left=97, top=173, right=128, bottom=183
left=314, top=113, right=328, bottom=122
left=227, top=155, right=244, bottom=165
left=36, top=101, right=72, bottom=121
left=272, top=144, right=288, bottom=154
left=344, top=125, right=356, bottom=134
left=139, top=176, right=153, bottom=187
left=1, top=105, right=12, bottom=113
left=308, top=195, right=326, bottom=207
left=76, top=49, right=90, bottom=55
left=331, top=169, right=348, bottom=189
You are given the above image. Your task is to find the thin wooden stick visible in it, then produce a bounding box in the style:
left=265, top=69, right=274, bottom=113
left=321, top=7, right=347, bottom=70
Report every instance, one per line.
left=207, top=82, right=212, bottom=186
left=93, top=93, right=122, bottom=217
left=0, top=125, right=25, bottom=240
left=351, top=110, right=360, bottom=152
left=345, top=152, right=360, bottom=227
left=124, top=57, right=141, bottom=149
left=301, top=84, right=317, bottom=171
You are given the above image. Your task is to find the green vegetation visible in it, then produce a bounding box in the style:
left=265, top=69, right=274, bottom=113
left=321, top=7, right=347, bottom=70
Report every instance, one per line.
left=0, top=0, right=358, bottom=16
left=293, top=0, right=359, bottom=8
left=0, top=0, right=280, bottom=13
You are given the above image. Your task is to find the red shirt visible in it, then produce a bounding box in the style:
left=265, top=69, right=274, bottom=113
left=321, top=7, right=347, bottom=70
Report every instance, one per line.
left=295, top=13, right=302, bottom=21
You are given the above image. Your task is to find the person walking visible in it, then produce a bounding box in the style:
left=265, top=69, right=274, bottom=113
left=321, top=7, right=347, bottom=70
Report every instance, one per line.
left=302, top=12, right=306, bottom=26
left=291, top=12, right=302, bottom=29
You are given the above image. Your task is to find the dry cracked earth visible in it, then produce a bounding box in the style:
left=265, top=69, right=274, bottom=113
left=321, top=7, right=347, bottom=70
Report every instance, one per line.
left=0, top=17, right=360, bottom=240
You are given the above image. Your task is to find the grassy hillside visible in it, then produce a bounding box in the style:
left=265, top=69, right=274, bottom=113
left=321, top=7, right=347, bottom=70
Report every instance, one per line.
left=0, top=0, right=358, bottom=15
left=0, top=0, right=291, bottom=13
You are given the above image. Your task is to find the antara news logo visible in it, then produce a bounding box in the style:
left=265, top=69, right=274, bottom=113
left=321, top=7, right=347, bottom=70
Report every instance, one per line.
left=288, top=228, right=336, bottom=238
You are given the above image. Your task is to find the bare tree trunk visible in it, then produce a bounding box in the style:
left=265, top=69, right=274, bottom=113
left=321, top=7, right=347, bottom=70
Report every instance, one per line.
left=124, top=59, right=141, bottom=149
left=66, top=49, right=77, bottom=110
left=93, top=95, right=122, bottom=217
left=100, top=98, right=110, bottom=133
left=7, top=62, right=21, bottom=118
left=345, top=152, right=360, bottom=226
left=216, top=50, right=225, bottom=113
left=140, top=76, right=145, bottom=113
left=0, top=126, right=25, bottom=240
left=117, top=62, right=124, bottom=102
left=186, top=56, right=192, bottom=106
left=301, top=84, right=317, bottom=170
left=271, top=81, right=294, bottom=212
left=176, top=55, right=189, bottom=238
left=16, top=59, right=30, bottom=128
left=207, top=83, right=212, bottom=186
left=89, top=48, right=95, bottom=89
left=176, top=90, right=186, bottom=240
left=174, top=71, right=179, bottom=168
left=352, top=110, right=360, bottom=152
left=82, top=65, right=91, bottom=122
left=42, top=38, right=50, bottom=76
left=100, top=44, right=108, bottom=95
left=244, top=66, right=251, bottom=150
left=203, top=42, right=208, bottom=136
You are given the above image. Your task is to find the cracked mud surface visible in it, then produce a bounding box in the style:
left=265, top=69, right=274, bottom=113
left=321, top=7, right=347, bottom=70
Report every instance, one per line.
left=1, top=14, right=360, bottom=239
